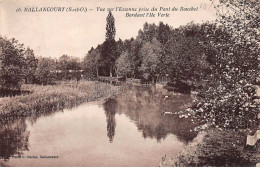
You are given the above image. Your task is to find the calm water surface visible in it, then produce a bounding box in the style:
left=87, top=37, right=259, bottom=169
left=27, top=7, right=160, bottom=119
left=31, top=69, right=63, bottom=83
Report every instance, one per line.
left=0, top=86, right=199, bottom=166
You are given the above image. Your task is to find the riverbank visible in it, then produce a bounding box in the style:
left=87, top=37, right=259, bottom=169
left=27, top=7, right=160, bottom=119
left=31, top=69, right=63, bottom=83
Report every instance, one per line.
left=0, top=161, right=8, bottom=167
left=0, top=80, right=121, bottom=123
left=160, top=128, right=259, bottom=167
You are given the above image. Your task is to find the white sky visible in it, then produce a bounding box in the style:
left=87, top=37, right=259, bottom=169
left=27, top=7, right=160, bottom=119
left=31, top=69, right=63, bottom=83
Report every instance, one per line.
left=0, top=0, right=216, bottom=59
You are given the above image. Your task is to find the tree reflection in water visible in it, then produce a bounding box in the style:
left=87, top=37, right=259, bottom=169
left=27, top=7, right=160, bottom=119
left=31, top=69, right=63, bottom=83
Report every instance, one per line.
left=103, top=98, right=118, bottom=143
left=0, top=119, right=29, bottom=161
left=0, top=99, right=68, bottom=162
left=0, top=85, right=201, bottom=161
left=103, top=85, right=201, bottom=143
left=0, top=103, right=60, bottom=161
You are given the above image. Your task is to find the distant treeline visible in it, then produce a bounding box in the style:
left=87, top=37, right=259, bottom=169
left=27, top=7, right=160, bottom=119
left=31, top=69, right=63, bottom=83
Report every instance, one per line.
left=0, top=38, right=83, bottom=88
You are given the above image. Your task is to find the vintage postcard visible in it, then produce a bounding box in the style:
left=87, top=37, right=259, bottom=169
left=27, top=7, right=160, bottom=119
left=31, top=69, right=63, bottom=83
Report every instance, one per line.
left=0, top=0, right=259, bottom=167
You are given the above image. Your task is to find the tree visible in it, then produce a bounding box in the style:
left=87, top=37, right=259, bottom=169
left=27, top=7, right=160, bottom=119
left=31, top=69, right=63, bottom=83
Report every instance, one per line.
left=57, top=55, right=81, bottom=80
left=185, top=0, right=260, bottom=131
left=126, top=39, right=142, bottom=78
left=101, top=11, right=117, bottom=77
left=0, top=37, right=25, bottom=90
left=23, top=47, right=38, bottom=84
left=106, top=11, right=116, bottom=41
left=83, top=47, right=101, bottom=79
left=137, top=22, right=158, bottom=43
left=164, top=31, right=206, bottom=88
left=157, top=22, right=171, bottom=45
left=139, top=38, right=162, bottom=83
left=115, top=51, right=133, bottom=77
left=34, top=57, right=56, bottom=85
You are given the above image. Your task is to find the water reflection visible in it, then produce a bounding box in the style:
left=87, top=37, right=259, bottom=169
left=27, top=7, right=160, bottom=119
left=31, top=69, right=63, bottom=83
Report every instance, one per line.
left=0, top=107, right=60, bottom=161
left=0, top=119, right=29, bottom=160
left=104, top=99, right=117, bottom=143
left=103, top=85, right=200, bottom=143
left=0, top=85, right=200, bottom=166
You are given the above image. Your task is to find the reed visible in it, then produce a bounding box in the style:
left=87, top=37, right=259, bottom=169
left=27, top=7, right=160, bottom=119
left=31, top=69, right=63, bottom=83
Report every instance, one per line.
left=0, top=80, right=120, bottom=123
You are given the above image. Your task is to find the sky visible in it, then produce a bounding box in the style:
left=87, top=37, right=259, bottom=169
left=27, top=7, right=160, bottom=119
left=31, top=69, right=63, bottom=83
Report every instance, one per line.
left=0, top=0, right=217, bottom=59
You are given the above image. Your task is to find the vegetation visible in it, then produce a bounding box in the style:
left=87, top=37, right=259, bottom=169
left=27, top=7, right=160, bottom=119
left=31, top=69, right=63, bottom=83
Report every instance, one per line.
left=83, top=18, right=214, bottom=88
left=161, top=129, right=258, bottom=167
left=34, top=57, right=57, bottom=85
left=0, top=2, right=259, bottom=166
left=23, top=48, right=38, bottom=84
left=0, top=37, right=84, bottom=88
left=0, top=161, right=8, bottom=167
left=56, top=55, right=82, bottom=80
left=0, top=37, right=25, bottom=90
left=165, top=0, right=259, bottom=166
left=0, top=81, right=120, bottom=123
left=0, top=6, right=257, bottom=130
left=82, top=8, right=259, bottom=132
left=179, top=0, right=260, bottom=131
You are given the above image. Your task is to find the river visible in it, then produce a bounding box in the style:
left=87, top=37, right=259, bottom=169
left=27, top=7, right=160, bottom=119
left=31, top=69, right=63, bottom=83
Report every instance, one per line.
left=0, top=85, right=200, bottom=167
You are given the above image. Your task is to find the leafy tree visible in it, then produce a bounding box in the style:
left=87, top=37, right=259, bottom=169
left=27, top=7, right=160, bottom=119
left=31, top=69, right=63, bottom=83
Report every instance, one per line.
left=99, top=11, right=118, bottom=77
left=185, top=0, right=260, bottom=131
left=83, top=47, right=101, bottom=78
left=139, top=38, right=162, bottom=83
left=137, top=22, right=158, bottom=43
left=100, top=40, right=117, bottom=77
left=115, top=51, right=133, bottom=77
left=34, top=57, right=56, bottom=85
left=106, top=11, right=116, bottom=41
left=157, top=22, right=171, bottom=45
left=164, top=32, right=206, bottom=88
left=23, top=47, right=38, bottom=84
left=57, top=55, right=81, bottom=80
left=126, top=39, right=142, bottom=78
left=0, top=37, right=25, bottom=90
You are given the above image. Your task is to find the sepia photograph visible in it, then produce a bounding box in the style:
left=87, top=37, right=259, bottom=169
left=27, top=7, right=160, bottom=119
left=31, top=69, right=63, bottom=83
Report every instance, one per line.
left=0, top=0, right=259, bottom=167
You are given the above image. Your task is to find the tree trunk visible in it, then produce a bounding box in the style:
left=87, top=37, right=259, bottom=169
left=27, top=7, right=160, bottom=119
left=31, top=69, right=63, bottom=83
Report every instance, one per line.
left=110, top=67, right=112, bottom=77
left=115, top=68, right=118, bottom=79
left=96, top=67, right=99, bottom=77
left=152, top=76, right=155, bottom=85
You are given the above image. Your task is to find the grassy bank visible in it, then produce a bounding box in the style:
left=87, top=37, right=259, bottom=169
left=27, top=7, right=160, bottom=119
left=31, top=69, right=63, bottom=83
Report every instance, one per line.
left=0, top=161, right=8, bottom=167
left=160, top=129, right=259, bottom=167
left=0, top=80, right=121, bottom=123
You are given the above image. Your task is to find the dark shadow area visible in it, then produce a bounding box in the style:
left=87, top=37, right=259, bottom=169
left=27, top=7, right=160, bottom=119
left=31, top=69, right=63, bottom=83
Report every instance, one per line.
left=164, top=82, right=191, bottom=94
left=0, top=89, right=31, bottom=98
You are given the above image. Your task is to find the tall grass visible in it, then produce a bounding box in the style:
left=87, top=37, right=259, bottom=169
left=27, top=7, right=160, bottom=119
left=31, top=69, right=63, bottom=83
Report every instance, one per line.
left=0, top=80, right=120, bottom=123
